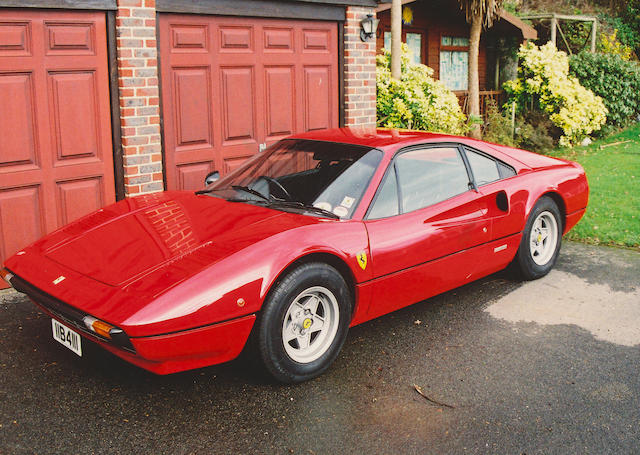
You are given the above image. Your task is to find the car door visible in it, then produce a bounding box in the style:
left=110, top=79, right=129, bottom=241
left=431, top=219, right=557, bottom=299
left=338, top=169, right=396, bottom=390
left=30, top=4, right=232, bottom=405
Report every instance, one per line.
left=363, top=144, right=494, bottom=320
left=462, top=145, right=523, bottom=276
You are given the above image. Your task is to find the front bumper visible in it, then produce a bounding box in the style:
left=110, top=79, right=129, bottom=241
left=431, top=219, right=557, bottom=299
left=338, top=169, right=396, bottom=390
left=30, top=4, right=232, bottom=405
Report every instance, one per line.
left=4, top=270, right=256, bottom=375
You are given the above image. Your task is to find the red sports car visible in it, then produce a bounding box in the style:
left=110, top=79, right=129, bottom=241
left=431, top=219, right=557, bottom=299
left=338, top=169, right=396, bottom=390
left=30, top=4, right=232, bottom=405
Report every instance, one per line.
left=1, top=129, right=588, bottom=383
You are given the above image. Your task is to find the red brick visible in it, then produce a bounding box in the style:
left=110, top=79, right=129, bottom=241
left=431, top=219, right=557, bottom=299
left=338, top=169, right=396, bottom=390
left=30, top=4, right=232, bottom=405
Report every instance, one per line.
left=127, top=185, right=141, bottom=195
left=119, top=0, right=143, bottom=6
left=135, top=87, right=158, bottom=97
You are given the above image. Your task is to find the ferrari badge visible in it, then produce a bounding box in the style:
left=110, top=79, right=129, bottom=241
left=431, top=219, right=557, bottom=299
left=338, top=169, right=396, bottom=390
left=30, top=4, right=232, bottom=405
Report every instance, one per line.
left=356, top=251, right=367, bottom=270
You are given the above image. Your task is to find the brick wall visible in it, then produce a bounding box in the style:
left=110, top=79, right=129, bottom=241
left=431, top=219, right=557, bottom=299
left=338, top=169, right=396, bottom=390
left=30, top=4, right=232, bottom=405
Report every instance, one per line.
left=343, top=6, right=377, bottom=129
left=116, top=0, right=163, bottom=196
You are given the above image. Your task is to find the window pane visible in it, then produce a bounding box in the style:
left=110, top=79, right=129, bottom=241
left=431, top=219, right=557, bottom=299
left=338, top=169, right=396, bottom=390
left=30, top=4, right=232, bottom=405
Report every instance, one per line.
left=498, top=162, right=516, bottom=178
left=396, top=147, right=470, bottom=212
left=406, top=33, right=422, bottom=65
left=466, top=149, right=500, bottom=185
left=441, top=36, right=452, bottom=46
left=368, top=167, right=399, bottom=219
left=439, top=50, right=468, bottom=90
left=384, top=31, right=391, bottom=51
left=452, top=36, right=470, bottom=46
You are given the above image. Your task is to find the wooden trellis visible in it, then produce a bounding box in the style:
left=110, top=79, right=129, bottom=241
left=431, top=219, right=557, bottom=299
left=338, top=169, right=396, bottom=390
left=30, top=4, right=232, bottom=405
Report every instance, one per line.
left=520, top=13, right=597, bottom=54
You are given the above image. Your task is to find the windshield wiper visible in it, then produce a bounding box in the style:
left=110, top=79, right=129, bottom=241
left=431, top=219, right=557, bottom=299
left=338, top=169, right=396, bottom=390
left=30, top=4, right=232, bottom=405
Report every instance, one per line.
left=231, top=185, right=271, bottom=202
left=195, top=185, right=271, bottom=202
left=267, top=200, right=340, bottom=219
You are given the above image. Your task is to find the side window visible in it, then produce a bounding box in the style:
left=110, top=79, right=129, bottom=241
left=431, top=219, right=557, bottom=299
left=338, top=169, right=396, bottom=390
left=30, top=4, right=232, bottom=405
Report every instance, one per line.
left=368, top=167, right=399, bottom=219
left=498, top=162, right=517, bottom=178
left=465, top=149, right=500, bottom=185
left=395, top=147, right=470, bottom=213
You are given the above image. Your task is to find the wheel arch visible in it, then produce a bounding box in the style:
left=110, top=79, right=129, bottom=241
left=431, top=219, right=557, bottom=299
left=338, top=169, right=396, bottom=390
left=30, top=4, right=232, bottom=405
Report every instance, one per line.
left=539, top=191, right=566, bottom=232
left=264, top=252, right=357, bottom=318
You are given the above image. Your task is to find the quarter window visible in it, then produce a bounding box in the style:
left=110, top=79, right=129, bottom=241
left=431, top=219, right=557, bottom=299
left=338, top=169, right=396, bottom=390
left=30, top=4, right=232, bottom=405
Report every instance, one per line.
left=464, top=147, right=516, bottom=185
left=395, top=147, right=470, bottom=213
left=465, top=149, right=500, bottom=185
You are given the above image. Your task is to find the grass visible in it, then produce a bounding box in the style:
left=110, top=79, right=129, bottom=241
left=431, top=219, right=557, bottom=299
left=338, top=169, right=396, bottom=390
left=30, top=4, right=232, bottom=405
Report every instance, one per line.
left=546, top=123, right=640, bottom=250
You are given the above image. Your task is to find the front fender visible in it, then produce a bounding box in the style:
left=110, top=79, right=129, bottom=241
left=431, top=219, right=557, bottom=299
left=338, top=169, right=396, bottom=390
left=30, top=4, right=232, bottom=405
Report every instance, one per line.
left=121, top=221, right=371, bottom=337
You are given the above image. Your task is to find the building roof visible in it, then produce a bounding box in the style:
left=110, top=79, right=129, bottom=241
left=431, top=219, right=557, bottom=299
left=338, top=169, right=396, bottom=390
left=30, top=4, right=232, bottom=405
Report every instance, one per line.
left=376, top=0, right=537, bottom=40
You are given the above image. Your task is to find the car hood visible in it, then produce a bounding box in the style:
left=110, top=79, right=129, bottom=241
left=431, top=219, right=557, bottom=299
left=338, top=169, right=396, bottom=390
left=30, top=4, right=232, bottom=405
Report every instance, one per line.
left=40, top=191, right=315, bottom=287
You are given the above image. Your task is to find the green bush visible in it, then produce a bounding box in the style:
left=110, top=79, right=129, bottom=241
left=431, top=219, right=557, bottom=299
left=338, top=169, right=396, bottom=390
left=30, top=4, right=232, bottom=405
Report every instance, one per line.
left=482, top=100, right=515, bottom=147
left=482, top=101, right=557, bottom=151
left=515, top=111, right=558, bottom=152
left=504, top=42, right=607, bottom=147
left=569, top=52, right=640, bottom=131
left=376, top=44, right=466, bottom=134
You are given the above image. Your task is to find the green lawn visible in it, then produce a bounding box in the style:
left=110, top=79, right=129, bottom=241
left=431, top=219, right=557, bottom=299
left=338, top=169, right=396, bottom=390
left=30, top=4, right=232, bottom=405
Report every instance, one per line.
left=546, top=123, right=640, bottom=250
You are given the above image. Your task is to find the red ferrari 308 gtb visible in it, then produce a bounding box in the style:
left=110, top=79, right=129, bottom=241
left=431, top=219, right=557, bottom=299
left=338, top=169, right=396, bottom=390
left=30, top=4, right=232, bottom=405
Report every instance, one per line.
left=2, top=128, right=588, bottom=383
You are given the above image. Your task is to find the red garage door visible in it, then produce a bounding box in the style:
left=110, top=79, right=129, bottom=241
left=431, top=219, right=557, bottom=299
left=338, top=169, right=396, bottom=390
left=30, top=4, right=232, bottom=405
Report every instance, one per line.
left=159, top=14, right=339, bottom=190
left=0, top=10, right=115, bottom=277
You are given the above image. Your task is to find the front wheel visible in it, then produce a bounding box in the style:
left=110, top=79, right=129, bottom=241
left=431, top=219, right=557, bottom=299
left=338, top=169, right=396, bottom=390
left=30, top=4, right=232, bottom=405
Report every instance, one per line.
left=514, top=196, right=562, bottom=280
left=255, top=263, right=351, bottom=383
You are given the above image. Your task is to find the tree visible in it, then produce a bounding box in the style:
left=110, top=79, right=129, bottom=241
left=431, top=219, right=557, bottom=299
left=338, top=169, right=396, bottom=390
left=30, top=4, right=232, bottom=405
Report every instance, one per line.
left=391, top=0, right=402, bottom=79
left=458, top=0, right=504, bottom=139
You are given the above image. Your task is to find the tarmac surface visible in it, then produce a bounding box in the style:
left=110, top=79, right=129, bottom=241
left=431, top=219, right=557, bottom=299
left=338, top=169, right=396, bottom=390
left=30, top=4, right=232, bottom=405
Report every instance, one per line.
left=1, top=241, right=639, bottom=454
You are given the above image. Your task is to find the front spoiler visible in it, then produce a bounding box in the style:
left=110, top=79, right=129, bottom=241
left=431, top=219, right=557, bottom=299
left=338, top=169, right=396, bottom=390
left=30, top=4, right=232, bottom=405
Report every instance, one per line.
left=6, top=271, right=256, bottom=375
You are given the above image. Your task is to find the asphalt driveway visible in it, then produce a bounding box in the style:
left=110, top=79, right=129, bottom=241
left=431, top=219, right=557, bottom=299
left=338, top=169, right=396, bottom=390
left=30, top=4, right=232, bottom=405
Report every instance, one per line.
left=1, top=241, right=639, bottom=454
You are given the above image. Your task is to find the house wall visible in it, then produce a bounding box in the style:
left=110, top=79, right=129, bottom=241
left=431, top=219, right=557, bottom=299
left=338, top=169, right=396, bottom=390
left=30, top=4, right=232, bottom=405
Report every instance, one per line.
left=344, top=6, right=378, bottom=128
left=116, top=0, right=163, bottom=196
left=376, top=3, right=489, bottom=90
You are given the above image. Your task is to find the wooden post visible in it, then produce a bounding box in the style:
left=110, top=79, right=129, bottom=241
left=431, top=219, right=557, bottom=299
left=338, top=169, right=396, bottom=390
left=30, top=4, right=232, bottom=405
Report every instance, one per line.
left=550, top=14, right=557, bottom=47
left=391, top=0, right=402, bottom=79
left=590, top=19, right=597, bottom=53
left=511, top=102, right=516, bottom=139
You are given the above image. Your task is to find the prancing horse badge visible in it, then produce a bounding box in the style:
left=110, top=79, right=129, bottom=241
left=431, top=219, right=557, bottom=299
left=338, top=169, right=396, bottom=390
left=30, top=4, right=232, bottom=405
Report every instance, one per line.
left=356, top=251, right=367, bottom=270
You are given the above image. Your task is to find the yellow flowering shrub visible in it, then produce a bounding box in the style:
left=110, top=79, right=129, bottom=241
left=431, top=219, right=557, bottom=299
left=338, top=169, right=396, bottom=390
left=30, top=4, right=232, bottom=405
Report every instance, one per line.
left=599, top=29, right=633, bottom=61
left=376, top=44, right=466, bottom=134
left=504, top=42, right=607, bottom=147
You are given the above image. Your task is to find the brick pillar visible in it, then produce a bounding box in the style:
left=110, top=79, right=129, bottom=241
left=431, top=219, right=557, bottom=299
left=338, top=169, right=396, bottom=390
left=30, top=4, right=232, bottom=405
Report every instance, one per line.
left=343, top=6, right=377, bottom=128
left=116, top=0, right=163, bottom=196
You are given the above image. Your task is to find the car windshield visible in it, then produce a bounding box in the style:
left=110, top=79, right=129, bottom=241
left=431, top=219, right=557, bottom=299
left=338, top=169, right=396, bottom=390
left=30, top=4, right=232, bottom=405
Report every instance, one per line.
left=201, top=139, right=383, bottom=219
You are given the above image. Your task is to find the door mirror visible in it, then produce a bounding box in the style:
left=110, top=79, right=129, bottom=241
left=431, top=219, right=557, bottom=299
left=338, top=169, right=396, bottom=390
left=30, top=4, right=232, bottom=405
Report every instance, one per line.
left=204, top=171, right=220, bottom=186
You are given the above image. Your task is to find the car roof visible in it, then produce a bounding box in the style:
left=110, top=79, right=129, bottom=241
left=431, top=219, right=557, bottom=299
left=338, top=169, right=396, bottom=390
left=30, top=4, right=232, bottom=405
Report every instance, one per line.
left=289, top=127, right=469, bottom=153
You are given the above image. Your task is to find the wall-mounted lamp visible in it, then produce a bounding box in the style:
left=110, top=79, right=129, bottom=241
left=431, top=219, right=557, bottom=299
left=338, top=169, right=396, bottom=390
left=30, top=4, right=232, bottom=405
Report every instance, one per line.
left=360, top=14, right=379, bottom=42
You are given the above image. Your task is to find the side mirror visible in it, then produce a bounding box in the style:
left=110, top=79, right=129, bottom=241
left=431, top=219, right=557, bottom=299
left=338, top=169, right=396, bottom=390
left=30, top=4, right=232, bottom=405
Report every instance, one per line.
left=205, top=170, right=220, bottom=186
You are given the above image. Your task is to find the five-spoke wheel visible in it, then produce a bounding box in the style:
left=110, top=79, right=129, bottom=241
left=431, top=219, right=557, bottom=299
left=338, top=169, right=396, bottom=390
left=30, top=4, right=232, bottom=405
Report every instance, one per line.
left=282, top=286, right=340, bottom=363
left=529, top=210, right=559, bottom=266
left=514, top=196, right=562, bottom=280
left=255, top=262, right=351, bottom=383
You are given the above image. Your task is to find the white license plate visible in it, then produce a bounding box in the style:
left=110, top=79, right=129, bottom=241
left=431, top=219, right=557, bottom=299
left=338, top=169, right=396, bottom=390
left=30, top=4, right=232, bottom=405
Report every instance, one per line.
left=51, top=319, right=82, bottom=356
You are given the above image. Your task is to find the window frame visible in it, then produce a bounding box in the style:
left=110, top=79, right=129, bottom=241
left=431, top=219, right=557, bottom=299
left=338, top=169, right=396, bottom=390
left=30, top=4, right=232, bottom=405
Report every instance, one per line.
left=365, top=143, right=476, bottom=220
left=461, top=145, right=517, bottom=187
left=439, top=34, right=470, bottom=91
left=381, top=26, right=428, bottom=65
left=365, top=143, right=520, bottom=220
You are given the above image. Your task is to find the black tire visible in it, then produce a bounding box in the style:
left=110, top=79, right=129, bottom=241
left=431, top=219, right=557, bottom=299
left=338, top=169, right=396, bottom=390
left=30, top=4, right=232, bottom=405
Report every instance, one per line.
left=514, top=196, right=563, bottom=280
left=255, top=262, right=352, bottom=383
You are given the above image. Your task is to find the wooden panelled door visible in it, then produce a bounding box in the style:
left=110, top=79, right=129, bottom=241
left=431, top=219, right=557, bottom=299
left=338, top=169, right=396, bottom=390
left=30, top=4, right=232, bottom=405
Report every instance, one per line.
left=0, top=10, right=115, bottom=285
left=159, top=14, right=339, bottom=190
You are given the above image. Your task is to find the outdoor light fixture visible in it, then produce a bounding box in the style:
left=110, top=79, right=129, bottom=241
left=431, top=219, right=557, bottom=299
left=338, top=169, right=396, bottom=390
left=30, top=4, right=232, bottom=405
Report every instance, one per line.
left=360, top=14, right=379, bottom=42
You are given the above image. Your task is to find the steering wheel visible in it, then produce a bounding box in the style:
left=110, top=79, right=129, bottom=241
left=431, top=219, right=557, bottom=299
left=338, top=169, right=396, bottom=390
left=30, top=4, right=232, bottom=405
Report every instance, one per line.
left=258, top=175, right=292, bottom=201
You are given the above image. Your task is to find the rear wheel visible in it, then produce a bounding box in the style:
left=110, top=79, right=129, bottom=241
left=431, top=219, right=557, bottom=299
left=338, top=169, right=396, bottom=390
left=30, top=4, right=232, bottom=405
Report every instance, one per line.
left=514, top=197, right=562, bottom=280
left=256, top=262, right=351, bottom=383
